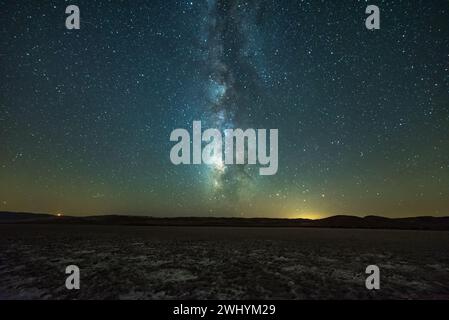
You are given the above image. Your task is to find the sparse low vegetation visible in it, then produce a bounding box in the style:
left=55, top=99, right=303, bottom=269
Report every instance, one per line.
left=1, top=225, right=448, bottom=299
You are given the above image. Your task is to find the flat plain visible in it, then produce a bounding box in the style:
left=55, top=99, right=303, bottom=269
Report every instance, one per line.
left=0, top=224, right=448, bottom=299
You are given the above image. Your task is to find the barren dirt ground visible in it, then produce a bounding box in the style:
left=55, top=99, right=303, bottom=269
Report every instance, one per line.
left=0, top=225, right=448, bottom=299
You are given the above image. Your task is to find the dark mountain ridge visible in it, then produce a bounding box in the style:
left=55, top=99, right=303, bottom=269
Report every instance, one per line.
left=1, top=211, right=449, bottom=230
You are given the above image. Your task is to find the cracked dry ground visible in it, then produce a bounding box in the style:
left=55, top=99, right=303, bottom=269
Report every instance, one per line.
left=0, top=225, right=448, bottom=299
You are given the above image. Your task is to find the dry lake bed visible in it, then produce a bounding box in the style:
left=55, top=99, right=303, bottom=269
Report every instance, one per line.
left=0, top=224, right=448, bottom=300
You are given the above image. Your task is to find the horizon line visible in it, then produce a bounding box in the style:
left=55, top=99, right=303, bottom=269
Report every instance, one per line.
left=1, top=210, right=448, bottom=221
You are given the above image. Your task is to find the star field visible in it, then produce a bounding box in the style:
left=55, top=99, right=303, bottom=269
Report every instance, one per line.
left=0, top=0, right=448, bottom=218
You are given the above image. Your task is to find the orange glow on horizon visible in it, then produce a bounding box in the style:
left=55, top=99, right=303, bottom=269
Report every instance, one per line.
left=289, top=212, right=327, bottom=220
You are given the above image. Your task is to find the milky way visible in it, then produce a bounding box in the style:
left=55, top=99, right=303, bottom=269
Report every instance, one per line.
left=199, top=0, right=269, bottom=207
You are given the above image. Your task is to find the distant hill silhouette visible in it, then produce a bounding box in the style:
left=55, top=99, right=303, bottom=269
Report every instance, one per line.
left=0, top=211, right=55, bottom=221
left=1, top=211, right=449, bottom=230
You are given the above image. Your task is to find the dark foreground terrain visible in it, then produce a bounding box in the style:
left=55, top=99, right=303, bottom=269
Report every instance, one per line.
left=0, top=224, right=448, bottom=300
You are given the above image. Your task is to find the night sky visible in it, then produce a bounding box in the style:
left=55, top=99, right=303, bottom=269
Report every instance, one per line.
left=1, top=0, right=448, bottom=218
